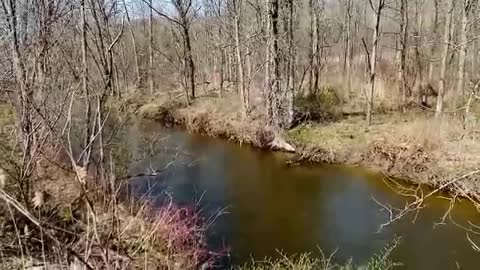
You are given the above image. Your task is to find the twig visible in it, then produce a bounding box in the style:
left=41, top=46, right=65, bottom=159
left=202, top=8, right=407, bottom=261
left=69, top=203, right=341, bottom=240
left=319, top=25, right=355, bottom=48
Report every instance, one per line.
left=467, top=234, right=480, bottom=252
left=0, top=189, right=94, bottom=270
left=374, top=170, right=480, bottom=231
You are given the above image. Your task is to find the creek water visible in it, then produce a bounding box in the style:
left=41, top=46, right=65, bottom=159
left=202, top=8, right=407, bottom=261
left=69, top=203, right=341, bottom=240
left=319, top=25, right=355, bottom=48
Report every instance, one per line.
left=123, top=121, right=480, bottom=269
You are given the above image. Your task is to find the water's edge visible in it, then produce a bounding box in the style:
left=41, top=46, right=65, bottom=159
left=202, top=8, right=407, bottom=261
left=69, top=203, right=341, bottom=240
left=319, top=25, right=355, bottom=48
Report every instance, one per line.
left=126, top=124, right=480, bottom=269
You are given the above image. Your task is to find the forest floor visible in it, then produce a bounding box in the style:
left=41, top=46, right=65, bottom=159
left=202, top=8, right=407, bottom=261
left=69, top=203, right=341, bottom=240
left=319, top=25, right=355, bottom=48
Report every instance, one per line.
left=136, top=91, right=480, bottom=201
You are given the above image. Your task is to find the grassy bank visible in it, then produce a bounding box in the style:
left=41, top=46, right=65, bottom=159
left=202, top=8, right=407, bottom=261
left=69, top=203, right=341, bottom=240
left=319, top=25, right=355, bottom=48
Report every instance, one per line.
left=137, top=94, right=268, bottom=148
left=288, top=113, right=480, bottom=196
left=136, top=93, right=480, bottom=201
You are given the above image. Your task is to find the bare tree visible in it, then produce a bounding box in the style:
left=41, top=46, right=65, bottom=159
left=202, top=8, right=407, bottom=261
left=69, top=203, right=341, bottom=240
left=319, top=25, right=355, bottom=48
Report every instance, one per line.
left=398, top=0, right=408, bottom=111
left=122, top=0, right=141, bottom=87
left=204, top=0, right=226, bottom=97
left=345, top=0, right=353, bottom=98
left=456, top=0, right=478, bottom=104
left=285, top=0, right=294, bottom=126
left=308, top=0, right=319, bottom=94
left=428, top=0, right=440, bottom=85
left=266, top=0, right=281, bottom=127
left=231, top=0, right=249, bottom=116
left=364, top=0, right=386, bottom=126
left=80, top=0, right=92, bottom=169
left=470, top=4, right=480, bottom=78
left=145, top=0, right=197, bottom=102
left=175, top=0, right=197, bottom=101
left=436, top=0, right=455, bottom=117
left=149, top=0, right=154, bottom=94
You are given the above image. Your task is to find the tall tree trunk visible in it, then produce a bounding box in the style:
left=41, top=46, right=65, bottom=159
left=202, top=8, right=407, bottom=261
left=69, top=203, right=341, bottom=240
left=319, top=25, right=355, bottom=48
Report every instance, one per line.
left=472, top=4, right=480, bottom=78
left=363, top=0, right=368, bottom=77
left=313, top=16, right=320, bottom=94
left=148, top=0, right=154, bottom=94
left=366, top=0, right=385, bottom=126
left=233, top=0, right=248, bottom=116
left=20, top=0, right=29, bottom=46
left=472, top=35, right=478, bottom=79
left=345, top=0, right=353, bottom=98
left=411, top=1, right=424, bottom=105
left=265, top=0, right=271, bottom=114
left=216, top=26, right=225, bottom=98
left=285, top=0, right=294, bottom=127
left=428, top=0, right=440, bottom=84
left=227, top=49, right=233, bottom=82
left=308, top=0, right=317, bottom=94
left=313, top=14, right=321, bottom=94
left=471, top=4, right=479, bottom=79
left=398, top=0, right=408, bottom=112
left=246, top=39, right=252, bottom=95
left=436, top=0, right=454, bottom=117
left=122, top=0, right=141, bottom=86
left=81, top=0, right=92, bottom=168
left=456, top=0, right=472, bottom=105
left=266, top=0, right=281, bottom=127
left=183, top=24, right=196, bottom=100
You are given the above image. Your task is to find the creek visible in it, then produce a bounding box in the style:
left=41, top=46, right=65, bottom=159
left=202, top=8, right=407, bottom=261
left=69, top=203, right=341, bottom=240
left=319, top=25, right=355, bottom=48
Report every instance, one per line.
left=123, top=121, right=480, bottom=269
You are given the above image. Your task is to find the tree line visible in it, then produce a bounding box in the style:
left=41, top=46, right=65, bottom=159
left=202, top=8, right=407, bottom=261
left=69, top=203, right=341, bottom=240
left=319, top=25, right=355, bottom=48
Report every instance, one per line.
left=1, top=0, right=480, bottom=201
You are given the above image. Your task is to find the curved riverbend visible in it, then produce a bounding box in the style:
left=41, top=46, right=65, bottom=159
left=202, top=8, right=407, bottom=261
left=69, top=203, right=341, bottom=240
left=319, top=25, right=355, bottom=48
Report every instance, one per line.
left=124, top=121, right=480, bottom=269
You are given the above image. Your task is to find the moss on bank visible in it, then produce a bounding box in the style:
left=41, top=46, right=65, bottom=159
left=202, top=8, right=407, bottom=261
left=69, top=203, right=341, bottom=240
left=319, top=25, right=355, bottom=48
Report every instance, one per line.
left=136, top=94, right=480, bottom=200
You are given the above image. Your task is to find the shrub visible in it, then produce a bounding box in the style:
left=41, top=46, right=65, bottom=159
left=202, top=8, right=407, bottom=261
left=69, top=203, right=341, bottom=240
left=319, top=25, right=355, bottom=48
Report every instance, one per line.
left=293, top=86, right=342, bottom=126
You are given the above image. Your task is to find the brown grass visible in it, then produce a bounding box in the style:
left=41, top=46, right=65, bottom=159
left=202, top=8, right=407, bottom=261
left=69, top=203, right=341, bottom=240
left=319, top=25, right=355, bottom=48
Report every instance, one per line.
left=138, top=93, right=273, bottom=148
left=289, top=112, right=480, bottom=198
left=0, top=159, right=214, bottom=269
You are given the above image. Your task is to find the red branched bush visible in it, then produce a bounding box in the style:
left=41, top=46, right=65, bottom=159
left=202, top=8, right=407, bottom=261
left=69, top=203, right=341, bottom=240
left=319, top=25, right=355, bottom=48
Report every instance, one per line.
left=149, top=201, right=216, bottom=269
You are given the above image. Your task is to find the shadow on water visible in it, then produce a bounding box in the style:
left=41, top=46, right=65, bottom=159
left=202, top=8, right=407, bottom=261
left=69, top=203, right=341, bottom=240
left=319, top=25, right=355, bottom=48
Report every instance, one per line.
left=122, top=121, right=480, bottom=269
